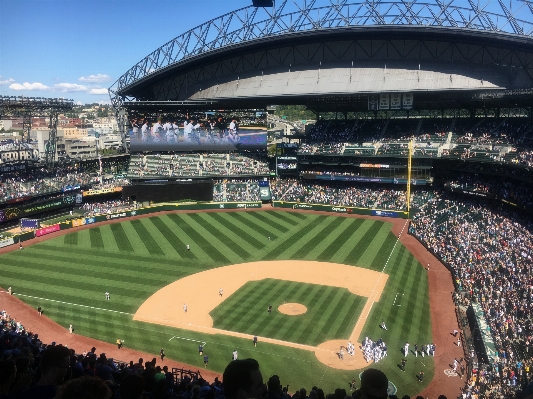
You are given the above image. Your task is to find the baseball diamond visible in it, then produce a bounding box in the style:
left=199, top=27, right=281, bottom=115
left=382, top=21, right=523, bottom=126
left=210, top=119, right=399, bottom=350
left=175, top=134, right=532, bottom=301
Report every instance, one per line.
left=0, top=210, right=439, bottom=396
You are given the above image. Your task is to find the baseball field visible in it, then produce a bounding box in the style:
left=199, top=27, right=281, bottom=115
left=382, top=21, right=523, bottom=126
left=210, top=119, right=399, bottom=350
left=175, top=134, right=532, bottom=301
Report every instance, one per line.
left=0, top=210, right=433, bottom=396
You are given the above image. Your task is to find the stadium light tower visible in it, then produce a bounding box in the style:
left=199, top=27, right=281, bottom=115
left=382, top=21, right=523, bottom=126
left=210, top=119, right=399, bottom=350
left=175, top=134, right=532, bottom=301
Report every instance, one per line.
left=0, top=96, right=74, bottom=168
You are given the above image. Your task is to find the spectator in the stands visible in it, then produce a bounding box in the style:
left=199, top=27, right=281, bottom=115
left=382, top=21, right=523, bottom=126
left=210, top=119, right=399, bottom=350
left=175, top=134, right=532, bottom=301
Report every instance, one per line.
left=53, top=376, right=112, bottom=399
left=223, top=358, right=263, bottom=399
left=355, top=368, right=389, bottom=399
left=17, top=344, right=71, bottom=399
left=119, top=372, right=145, bottom=399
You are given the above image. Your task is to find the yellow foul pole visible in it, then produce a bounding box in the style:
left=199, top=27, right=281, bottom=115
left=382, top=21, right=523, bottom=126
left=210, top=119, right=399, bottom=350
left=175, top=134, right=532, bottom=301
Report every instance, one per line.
left=407, top=139, right=412, bottom=218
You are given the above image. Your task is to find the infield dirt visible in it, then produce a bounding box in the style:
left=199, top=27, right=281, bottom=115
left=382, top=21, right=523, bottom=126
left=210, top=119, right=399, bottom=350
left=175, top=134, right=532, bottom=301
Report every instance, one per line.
left=134, top=260, right=388, bottom=370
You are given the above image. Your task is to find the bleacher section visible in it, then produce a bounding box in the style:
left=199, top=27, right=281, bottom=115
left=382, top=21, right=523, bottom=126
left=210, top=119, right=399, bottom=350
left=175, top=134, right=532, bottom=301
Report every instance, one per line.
left=298, top=117, right=533, bottom=166
left=125, top=153, right=269, bottom=179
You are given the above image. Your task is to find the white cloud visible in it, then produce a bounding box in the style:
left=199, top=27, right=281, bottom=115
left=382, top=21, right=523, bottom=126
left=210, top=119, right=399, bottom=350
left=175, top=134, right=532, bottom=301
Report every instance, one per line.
left=76, top=101, right=83, bottom=105
left=53, top=83, right=89, bottom=92
left=98, top=99, right=111, bottom=105
left=9, top=82, right=49, bottom=91
left=88, top=88, right=109, bottom=95
left=79, top=74, right=111, bottom=83
left=0, top=77, right=15, bottom=85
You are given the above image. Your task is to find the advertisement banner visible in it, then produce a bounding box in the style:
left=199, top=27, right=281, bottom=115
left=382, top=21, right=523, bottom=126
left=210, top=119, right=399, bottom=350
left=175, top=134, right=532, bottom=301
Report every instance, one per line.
left=71, top=218, right=86, bottom=227
left=379, top=93, right=390, bottom=110
left=85, top=217, right=96, bottom=225
left=390, top=93, right=401, bottom=110
left=272, top=202, right=408, bottom=218
left=21, top=218, right=40, bottom=230
left=62, top=184, right=80, bottom=192
left=0, top=237, right=14, bottom=248
left=105, top=211, right=135, bottom=221
left=83, top=187, right=123, bottom=197
left=1, top=196, right=75, bottom=223
left=35, top=224, right=60, bottom=237
left=372, top=210, right=400, bottom=218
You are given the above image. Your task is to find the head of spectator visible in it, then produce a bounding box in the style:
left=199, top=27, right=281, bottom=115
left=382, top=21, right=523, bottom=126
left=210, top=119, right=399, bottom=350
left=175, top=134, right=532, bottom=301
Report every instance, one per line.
left=38, top=345, right=71, bottom=386
left=267, top=375, right=282, bottom=397
left=119, top=372, right=145, bottom=399
left=12, top=356, right=35, bottom=395
left=334, top=388, right=345, bottom=399
left=358, top=368, right=388, bottom=399
left=223, top=358, right=263, bottom=399
left=53, top=376, right=112, bottom=399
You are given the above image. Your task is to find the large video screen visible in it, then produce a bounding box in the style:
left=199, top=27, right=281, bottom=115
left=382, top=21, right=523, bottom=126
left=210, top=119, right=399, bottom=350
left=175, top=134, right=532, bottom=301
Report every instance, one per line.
left=129, top=111, right=267, bottom=152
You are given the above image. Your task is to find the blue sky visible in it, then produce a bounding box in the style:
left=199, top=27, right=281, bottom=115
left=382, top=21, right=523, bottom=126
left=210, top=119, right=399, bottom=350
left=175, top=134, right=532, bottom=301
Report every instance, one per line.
left=1, top=0, right=530, bottom=105
left=0, top=0, right=253, bottom=104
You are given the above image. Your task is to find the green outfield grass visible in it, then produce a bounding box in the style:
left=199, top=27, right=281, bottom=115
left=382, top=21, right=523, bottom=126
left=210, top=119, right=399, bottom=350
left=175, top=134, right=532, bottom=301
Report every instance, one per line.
left=1, top=211, right=433, bottom=396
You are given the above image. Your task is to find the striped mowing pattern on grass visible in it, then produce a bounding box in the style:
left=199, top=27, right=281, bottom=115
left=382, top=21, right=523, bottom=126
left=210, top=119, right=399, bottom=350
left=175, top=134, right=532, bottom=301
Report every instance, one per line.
left=211, top=279, right=364, bottom=346
left=0, top=211, right=433, bottom=397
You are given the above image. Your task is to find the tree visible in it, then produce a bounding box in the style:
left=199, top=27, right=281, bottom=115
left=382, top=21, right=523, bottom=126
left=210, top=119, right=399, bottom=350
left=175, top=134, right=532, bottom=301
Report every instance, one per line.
left=274, top=105, right=315, bottom=122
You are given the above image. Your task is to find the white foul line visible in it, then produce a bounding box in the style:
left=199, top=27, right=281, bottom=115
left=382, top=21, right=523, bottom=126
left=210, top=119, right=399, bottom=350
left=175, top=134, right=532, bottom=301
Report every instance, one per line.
left=168, top=336, right=206, bottom=346
left=10, top=293, right=134, bottom=316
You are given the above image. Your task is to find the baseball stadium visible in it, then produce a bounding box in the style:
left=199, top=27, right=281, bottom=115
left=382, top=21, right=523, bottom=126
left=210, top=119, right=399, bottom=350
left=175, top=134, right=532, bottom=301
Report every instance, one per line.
left=1, top=1, right=533, bottom=399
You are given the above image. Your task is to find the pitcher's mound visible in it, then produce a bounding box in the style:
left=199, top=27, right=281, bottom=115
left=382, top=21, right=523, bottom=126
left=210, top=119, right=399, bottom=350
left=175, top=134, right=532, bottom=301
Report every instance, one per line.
left=278, top=303, right=307, bottom=315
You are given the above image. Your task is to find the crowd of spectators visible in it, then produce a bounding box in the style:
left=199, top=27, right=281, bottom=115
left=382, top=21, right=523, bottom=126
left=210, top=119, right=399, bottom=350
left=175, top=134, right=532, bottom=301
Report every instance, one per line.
left=444, top=173, right=533, bottom=208
left=410, top=192, right=533, bottom=398
left=4, top=300, right=484, bottom=399
left=126, top=153, right=269, bottom=178
left=213, top=179, right=261, bottom=202
left=0, top=171, right=96, bottom=203
left=294, top=117, right=533, bottom=170
left=269, top=179, right=434, bottom=211
left=90, top=177, right=132, bottom=191
left=0, top=305, right=213, bottom=399
left=81, top=200, right=134, bottom=216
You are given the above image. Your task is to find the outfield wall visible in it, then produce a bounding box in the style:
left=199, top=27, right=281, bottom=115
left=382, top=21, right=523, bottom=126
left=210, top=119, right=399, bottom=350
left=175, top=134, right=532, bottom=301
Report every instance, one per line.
left=272, top=201, right=409, bottom=218
left=11, top=202, right=262, bottom=246
left=9, top=200, right=406, bottom=248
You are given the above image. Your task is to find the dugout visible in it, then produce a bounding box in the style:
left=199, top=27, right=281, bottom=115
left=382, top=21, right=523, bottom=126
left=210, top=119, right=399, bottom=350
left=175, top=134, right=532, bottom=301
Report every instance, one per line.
left=122, top=180, right=213, bottom=202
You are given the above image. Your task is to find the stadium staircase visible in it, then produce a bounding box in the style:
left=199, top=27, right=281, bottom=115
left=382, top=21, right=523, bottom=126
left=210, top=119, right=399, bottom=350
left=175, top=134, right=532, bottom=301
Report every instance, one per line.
left=415, top=119, right=423, bottom=136
left=378, top=119, right=390, bottom=141
left=449, top=119, right=457, bottom=138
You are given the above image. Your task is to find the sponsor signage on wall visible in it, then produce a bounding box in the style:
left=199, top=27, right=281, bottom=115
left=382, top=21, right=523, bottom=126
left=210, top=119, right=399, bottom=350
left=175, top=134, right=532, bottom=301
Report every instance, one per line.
left=83, top=187, right=123, bottom=197
left=35, top=224, right=60, bottom=237
left=0, top=237, right=14, bottom=248
left=0, top=196, right=75, bottom=223
left=359, top=164, right=390, bottom=168
left=21, top=218, right=40, bottom=230
left=372, top=210, right=399, bottom=218
left=71, top=218, right=86, bottom=227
